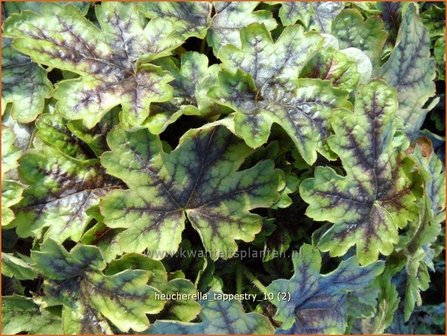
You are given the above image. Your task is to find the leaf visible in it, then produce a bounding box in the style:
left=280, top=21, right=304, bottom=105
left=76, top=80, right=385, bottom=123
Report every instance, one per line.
left=218, top=23, right=323, bottom=88
left=360, top=273, right=400, bottom=334
left=332, top=9, right=388, bottom=69
left=210, top=70, right=350, bottom=165
left=157, top=278, right=201, bottom=322
left=4, top=2, right=176, bottom=129
left=146, top=52, right=221, bottom=134
left=138, top=2, right=212, bottom=48
left=105, top=253, right=200, bottom=322
left=2, top=253, right=37, bottom=280
left=212, top=23, right=355, bottom=164
left=2, top=127, right=24, bottom=226
left=377, top=2, right=401, bottom=44
left=299, top=46, right=360, bottom=91
left=2, top=127, right=22, bottom=177
left=277, top=2, right=344, bottom=32
left=2, top=295, right=62, bottom=335
left=148, top=291, right=274, bottom=334
left=208, top=2, right=277, bottom=52
left=400, top=140, right=445, bottom=320
left=2, top=1, right=90, bottom=17
left=300, top=80, right=418, bottom=265
left=32, top=240, right=165, bottom=332
left=1, top=39, right=52, bottom=122
left=380, top=4, right=436, bottom=138
left=12, top=139, right=110, bottom=242
left=100, top=123, right=282, bottom=259
left=267, top=244, right=384, bottom=334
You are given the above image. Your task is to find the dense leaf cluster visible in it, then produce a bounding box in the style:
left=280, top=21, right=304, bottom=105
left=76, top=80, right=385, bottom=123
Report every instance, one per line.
left=1, top=1, right=445, bottom=334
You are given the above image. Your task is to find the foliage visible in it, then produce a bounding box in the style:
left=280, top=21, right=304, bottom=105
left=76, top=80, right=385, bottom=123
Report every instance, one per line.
left=1, top=1, right=445, bottom=334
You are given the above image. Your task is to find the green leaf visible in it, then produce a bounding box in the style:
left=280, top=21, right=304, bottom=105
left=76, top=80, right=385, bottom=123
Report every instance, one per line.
left=148, top=291, right=274, bottom=334
left=380, top=4, right=436, bottom=137
left=277, top=2, right=344, bottom=32
left=300, top=80, right=418, bottom=265
left=212, top=24, right=354, bottom=164
left=332, top=9, right=388, bottom=69
left=360, top=274, right=400, bottom=334
left=218, top=23, right=323, bottom=88
left=100, top=124, right=281, bottom=259
left=1, top=39, right=52, bottom=122
left=2, top=252, right=37, bottom=280
left=399, top=140, right=445, bottom=321
left=2, top=181, right=24, bottom=227
left=267, top=244, right=384, bottom=334
left=208, top=2, right=277, bottom=52
left=138, top=2, right=211, bottom=45
left=4, top=2, right=176, bottom=129
left=146, top=52, right=221, bottom=134
left=2, top=127, right=24, bottom=226
left=3, top=1, right=90, bottom=17
left=299, top=46, right=360, bottom=91
left=158, top=279, right=201, bottom=322
left=2, top=295, right=62, bottom=335
left=32, top=240, right=165, bottom=332
left=211, top=69, right=350, bottom=164
left=12, top=142, right=110, bottom=242
left=421, top=4, right=445, bottom=39
left=2, top=127, right=22, bottom=177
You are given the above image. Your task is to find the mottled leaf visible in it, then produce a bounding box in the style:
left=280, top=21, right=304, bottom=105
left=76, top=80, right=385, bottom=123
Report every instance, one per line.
left=218, top=23, right=323, bottom=88
left=4, top=2, right=176, bottom=129
left=299, top=46, right=360, bottom=91
left=210, top=69, right=350, bottom=164
left=2, top=126, right=22, bottom=177
left=300, top=80, right=417, bottom=265
left=32, top=240, right=165, bottom=332
left=3, top=1, right=90, bottom=17
left=267, top=244, right=384, bottom=334
left=138, top=2, right=211, bottom=49
left=146, top=52, right=221, bottom=134
left=277, top=2, right=344, bottom=32
left=148, top=291, right=274, bottom=334
left=2, top=127, right=24, bottom=226
left=208, top=2, right=277, bottom=52
left=100, top=123, right=281, bottom=259
left=2, top=295, right=62, bottom=335
left=332, top=9, right=388, bottom=69
left=377, top=2, right=401, bottom=44
left=400, top=140, right=446, bottom=320
left=380, top=4, right=436, bottom=137
left=2, top=252, right=37, bottom=280
left=1, top=39, right=52, bottom=122
left=12, top=139, right=110, bottom=242
left=212, top=23, right=355, bottom=164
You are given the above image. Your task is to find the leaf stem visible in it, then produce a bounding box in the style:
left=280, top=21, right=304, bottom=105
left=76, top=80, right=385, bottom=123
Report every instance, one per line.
left=236, top=264, right=242, bottom=295
left=241, top=265, right=269, bottom=294
left=199, top=38, right=207, bottom=54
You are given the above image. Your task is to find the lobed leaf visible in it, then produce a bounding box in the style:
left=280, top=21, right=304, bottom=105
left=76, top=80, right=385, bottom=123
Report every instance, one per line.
left=3, top=3, right=178, bottom=129
left=267, top=244, right=384, bottom=334
left=300, top=80, right=418, bottom=265
left=211, top=24, right=353, bottom=164
left=100, top=124, right=282, bottom=259
left=2, top=295, right=62, bottom=335
left=380, top=4, right=437, bottom=137
left=332, top=9, right=388, bottom=69
left=32, top=240, right=166, bottom=332
left=277, top=2, right=344, bottom=32
left=148, top=291, right=274, bottom=334
left=147, top=52, right=221, bottom=134
left=208, top=2, right=277, bottom=52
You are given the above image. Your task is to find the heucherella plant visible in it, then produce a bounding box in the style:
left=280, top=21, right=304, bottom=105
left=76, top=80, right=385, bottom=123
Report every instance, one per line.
left=1, top=1, right=445, bottom=335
